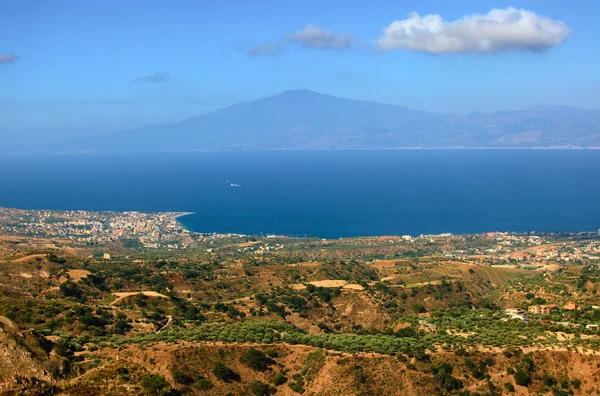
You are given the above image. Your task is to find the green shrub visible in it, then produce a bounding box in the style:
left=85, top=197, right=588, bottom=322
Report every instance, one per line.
left=240, top=348, right=274, bottom=371
left=543, top=374, right=557, bottom=387
left=432, top=363, right=463, bottom=392
left=273, top=370, right=287, bottom=386
left=172, top=369, right=193, bottom=385
left=513, top=369, right=531, bottom=387
left=193, top=377, right=214, bottom=391
left=213, top=362, right=236, bottom=381
left=288, top=373, right=305, bottom=394
left=249, top=380, right=273, bottom=396
left=140, top=374, right=172, bottom=396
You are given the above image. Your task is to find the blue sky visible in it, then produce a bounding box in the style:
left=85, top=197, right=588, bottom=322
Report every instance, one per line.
left=2, top=0, right=600, bottom=143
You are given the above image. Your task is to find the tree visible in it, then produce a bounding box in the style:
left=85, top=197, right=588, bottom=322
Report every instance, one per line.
left=273, top=370, right=287, bottom=386
left=172, top=370, right=193, bottom=385
left=213, top=362, right=236, bottom=381
left=141, top=374, right=172, bottom=396
left=59, top=281, right=82, bottom=298
left=513, top=369, right=531, bottom=387
left=113, top=319, right=131, bottom=335
left=240, top=348, right=274, bottom=371
left=411, top=302, right=426, bottom=313
left=193, top=377, right=214, bottom=391
left=432, top=363, right=463, bottom=392
left=249, top=381, right=273, bottom=396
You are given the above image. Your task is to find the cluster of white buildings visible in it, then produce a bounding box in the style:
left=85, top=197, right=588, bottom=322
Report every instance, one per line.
left=0, top=208, right=195, bottom=248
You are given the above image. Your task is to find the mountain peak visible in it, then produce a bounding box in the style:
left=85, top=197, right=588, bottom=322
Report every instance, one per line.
left=280, top=88, right=320, bottom=94
left=274, top=89, right=327, bottom=98
left=30, top=90, right=600, bottom=154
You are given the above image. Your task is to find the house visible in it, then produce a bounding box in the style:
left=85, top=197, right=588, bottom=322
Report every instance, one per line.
left=505, top=308, right=523, bottom=315
left=528, top=304, right=558, bottom=315
left=528, top=305, right=541, bottom=314
left=511, top=313, right=528, bottom=322
left=103, top=253, right=111, bottom=260
left=564, top=302, right=579, bottom=311
left=586, top=324, right=599, bottom=330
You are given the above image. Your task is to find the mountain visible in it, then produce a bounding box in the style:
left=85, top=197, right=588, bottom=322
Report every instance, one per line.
left=20, top=90, right=600, bottom=153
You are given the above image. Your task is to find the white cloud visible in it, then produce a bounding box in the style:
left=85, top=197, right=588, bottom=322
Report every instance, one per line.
left=377, top=7, right=569, bottom=53
left=248, top=42, right=285, bottom=57
left=286, top=24, right=355, bottom=49
left=0, top=53, right=16, bottom=64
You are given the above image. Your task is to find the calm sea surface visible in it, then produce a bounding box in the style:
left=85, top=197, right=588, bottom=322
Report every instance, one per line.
left=1, top=150, right=599, bottom=238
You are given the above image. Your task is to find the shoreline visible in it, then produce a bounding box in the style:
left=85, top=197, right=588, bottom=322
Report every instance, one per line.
left=3, top=147, right=600, bottom=158
left=1, top=207, right=599, bottom=240
left=172, top=212, right=194, bottom=220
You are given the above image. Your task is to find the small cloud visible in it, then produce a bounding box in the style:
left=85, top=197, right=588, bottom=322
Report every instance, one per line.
left=132, top=72, right=170, bottom=83
left=285, top=24, right=355, bottom=49
left=248, top=42, right=285, bottom=57
left=0, top=53, right=16, bottom=64
left=232, top=40, right=257, bottom=52
left=377, top=7, right=569, bottom=54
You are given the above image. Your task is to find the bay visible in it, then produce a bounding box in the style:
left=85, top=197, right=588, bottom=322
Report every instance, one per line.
left=0, top=150, right=599, bottom=238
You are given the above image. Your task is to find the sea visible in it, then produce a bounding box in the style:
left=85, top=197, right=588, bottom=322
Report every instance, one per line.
left=1, top=150, right=599, bottom=238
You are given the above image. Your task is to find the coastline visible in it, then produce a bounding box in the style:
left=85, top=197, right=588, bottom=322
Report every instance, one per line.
left=3, top=147, right=600, bottom=158
left=172, top=212, right=194, bottom=231
left=172, top=212, right=194, bottom=220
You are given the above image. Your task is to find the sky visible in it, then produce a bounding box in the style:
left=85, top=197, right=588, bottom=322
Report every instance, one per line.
left=2, top=0, right=600, bottom=144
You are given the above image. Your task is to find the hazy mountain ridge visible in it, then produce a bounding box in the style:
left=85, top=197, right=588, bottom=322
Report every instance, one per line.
left=22, top=90, right=600, bottom=153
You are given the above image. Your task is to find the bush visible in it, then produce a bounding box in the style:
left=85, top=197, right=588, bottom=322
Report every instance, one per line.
left=193, top=377, right=214, bottom=391
left=504, top=382, right=515, bottom=392
left=249, top=381, right=273, bottom=396
left=432, top=363, right=463, bottom=392
left=273, top=370, right=287, bottom=386
left=59, top=281, right=82, bottom=298
left=213, top=362, right=236, bottom=381
left=543, top=374, right=557, bottom=387
left=172, top=370, right=193, bottom=385
left=288, top=373, right=305, bottom=394
left=141, top=374, right=172, bottom=396
left=48, top=254, right=67, bottom=264
left=571, top=378, right=581, bottom=389
left=514, top=369, right=531, bottom=387
left=240, top=348, right=274, bottom=371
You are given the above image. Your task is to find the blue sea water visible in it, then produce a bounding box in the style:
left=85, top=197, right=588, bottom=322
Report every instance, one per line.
left=0, top=150, right=599, bottom=238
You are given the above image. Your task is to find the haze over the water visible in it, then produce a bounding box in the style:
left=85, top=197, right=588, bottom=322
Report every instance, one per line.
left=2, top=0, right=600, bottom=149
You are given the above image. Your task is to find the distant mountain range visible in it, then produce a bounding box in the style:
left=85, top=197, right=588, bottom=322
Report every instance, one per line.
left=18, top=90, right=600, bottom=153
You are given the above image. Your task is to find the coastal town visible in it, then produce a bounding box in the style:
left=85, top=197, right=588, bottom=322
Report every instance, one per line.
left=0, top=207, right=198, bottom=248
left=0, top=207, right=599, bottom=264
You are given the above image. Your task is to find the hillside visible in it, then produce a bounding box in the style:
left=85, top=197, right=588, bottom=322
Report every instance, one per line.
left=18, top=90, right=600, bottom=154
left=0, top=226, right=600, bottom=394
left=0, top=316, right=51, bottom=393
